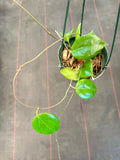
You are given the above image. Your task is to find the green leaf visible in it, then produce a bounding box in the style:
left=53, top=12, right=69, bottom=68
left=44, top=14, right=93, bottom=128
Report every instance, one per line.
left=60, top=60, right=93, bottom=80
left=76, top=79, right=97, bottom=99
left=76, top=23, right=81, bottom=40
left=80, top=60, right=93, bottom=78
left=60, top=68, right=80, bottom=81
left=60, top=28, right=74, bottom=43
left=32, top=113, right=60, bottom=135
left=71, top=31, right=108, bottom=60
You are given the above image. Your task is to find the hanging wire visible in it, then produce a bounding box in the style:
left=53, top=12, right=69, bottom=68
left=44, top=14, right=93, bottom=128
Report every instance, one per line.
left=60, top=0, right=70, bottom=68
left=80, top=0, right=86, bottom=36
left=104, top=4, right=120, bottom=68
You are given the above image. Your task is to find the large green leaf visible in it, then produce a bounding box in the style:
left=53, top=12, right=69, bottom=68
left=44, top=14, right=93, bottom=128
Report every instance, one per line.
left=76, top=23, right=81, bottom=40
left=60, top=68, right=80, bottom=81
left=32, top=113, right=60, bottom=135
left=60, top=28, right=74, bottom=43
left=80, top=60, right=93, bottom=78
left=76, top=79, right=97, bottom=99
left=71, top=31, right=108, bottom=60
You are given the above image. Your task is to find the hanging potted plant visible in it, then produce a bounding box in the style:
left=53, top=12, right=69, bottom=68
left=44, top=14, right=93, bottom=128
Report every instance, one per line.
left=13, top=0, right=108, bottom=136
left=32, top=24, right=108, bottom=134
left=58, top=23, right=108, bottom=100
left=13, top=23, right=108, bottom=135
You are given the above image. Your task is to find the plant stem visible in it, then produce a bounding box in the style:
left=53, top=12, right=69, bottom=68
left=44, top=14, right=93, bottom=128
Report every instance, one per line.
left=59, top=90, right=75, bottom=119
left=13, top=0, right=58, bottom=40
left=13, top=33, right=77, bottom=111
left=13, top=36, right=73, bottom=110
left=55, top=133, right=61, bottom=160
left=70, top=85, right=76, bottom=89
left=55, top=30, right=69, bottom=50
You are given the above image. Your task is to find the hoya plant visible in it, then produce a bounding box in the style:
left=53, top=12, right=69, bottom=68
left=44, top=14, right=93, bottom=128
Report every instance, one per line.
left=13, top=0, right=108, bottom=136
left=60, top=23, right=108, bottom=100
left=32, top=24, right=108, bottom=135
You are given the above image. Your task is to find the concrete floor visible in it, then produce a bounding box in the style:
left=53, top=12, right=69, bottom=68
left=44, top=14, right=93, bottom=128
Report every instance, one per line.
left=0, top=0, right=120, bottom=160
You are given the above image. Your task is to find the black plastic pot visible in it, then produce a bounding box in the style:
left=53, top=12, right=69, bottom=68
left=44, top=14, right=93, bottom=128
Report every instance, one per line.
left=58, top=37, right=108, bottom=80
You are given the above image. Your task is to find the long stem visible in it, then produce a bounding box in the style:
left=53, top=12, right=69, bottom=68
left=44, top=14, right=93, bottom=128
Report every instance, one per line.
left=13, top=0, right=58, bottom=40
left=55, top=133, right=61, bottom=160
left=13, top=36, right=74, bottom=110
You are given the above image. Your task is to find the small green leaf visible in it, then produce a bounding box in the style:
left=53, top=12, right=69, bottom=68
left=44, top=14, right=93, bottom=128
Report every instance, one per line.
left=32, top=113, right=60, bottom=135
left=76, top=23, right=81, bottom=40
left=71, top=31, right=108, bottom=60
left=80, top=60, right=93, bottom=78
left=60, top=68, right=80, bottom=81
left=76, top=79, right=97, bottom=99
left=60, top=29, right=74, bottom=43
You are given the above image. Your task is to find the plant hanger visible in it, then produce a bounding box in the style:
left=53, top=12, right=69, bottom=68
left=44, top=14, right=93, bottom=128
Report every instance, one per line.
left=104, top=3, right=120, bottom=69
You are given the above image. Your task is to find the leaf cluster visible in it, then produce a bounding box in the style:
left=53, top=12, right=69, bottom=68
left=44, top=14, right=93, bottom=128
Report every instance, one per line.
left=60, top=23, right=108, bottom=100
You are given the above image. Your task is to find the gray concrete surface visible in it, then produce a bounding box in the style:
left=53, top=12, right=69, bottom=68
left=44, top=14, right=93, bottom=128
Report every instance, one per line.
left=0, top=0, right=120, bottom=160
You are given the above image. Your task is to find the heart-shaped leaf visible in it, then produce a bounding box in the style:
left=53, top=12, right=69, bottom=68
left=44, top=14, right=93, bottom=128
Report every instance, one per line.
left=76, top=79, right=97, bottom=99
left=80, top=60, right=93, bottom=78
left=71, top=31, right=108, bottom=60
left=60, top=68, right=80, bottom=81
left=76, top=23, right=81, bottom=40
left=32, top=113, right=60, bottom=135
left=60, top=28, right=74, bottom=43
